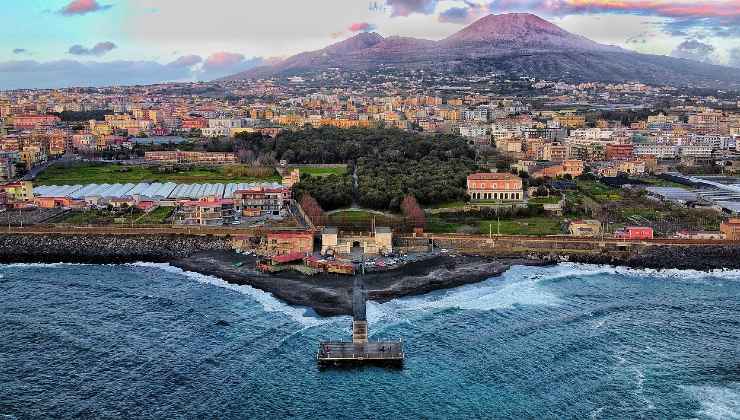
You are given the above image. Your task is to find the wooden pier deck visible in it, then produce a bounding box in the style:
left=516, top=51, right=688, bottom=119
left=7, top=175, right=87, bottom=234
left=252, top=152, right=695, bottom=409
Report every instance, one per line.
left=317, top=340, right=404, bottom=367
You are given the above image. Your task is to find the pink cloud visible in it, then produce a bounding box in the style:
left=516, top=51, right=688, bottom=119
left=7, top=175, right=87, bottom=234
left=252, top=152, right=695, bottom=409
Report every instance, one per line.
left=203, top=52, right=245, bottom=69
left=60, top=0, right=112, bottom=16
left=487, top=0, right=740, bottom=19
left=348, top=22, right=377, bottom=32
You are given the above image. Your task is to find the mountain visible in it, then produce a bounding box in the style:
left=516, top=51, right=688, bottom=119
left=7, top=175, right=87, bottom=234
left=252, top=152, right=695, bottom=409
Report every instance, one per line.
left=223, top=13, right=740, bottom=87
left=440, top=13, right=615, bottom=52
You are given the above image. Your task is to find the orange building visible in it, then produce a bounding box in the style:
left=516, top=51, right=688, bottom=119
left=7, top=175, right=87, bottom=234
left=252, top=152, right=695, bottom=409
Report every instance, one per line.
left=720, top=218, right=740, bottom=241
left=606, top=144, right=634, bottom=161
left=467, top=173, right=524, bottom=202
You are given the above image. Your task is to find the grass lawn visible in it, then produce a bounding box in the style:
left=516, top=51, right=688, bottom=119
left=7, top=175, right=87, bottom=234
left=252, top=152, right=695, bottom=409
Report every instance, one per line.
left=426, top=218, right=463, bottom=233
left=37, top=164, right=280, bottom=185
left=528, top=196, right=562, bottom=205
left=426, top=201, right=468, bottom=209
left=135, top=206, right=174, bottom=225
left=478, top=217, right=563, bottom=236
left=327, top=209, right=399, bottom=225
left=577, top=180, right=622, bottom=203
left=57, top=209, right=138, bottom=225
left=425, top=216, right=563, bottom=236
left=296, top=165, right=348, bottom=177
left=639, top=177, right=692, bottom=188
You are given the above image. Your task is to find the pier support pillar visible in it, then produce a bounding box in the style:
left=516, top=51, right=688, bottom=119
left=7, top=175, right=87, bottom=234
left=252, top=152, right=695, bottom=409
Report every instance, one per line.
left=352, top=321, right=368, bottom=343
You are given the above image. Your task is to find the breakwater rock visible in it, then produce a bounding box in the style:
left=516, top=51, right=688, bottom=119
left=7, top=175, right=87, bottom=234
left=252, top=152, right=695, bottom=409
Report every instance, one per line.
left=564, top=245, right=740, bottom=271
left=0, top=234, right=230, bottom=264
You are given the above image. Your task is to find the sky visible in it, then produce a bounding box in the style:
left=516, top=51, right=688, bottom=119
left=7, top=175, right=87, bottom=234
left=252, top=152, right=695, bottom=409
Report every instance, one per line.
left=1, top=0, right=739, bottom=89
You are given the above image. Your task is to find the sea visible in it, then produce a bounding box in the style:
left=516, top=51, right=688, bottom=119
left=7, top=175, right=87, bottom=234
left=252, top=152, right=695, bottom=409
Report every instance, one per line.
left=1, top=262, right=739, bottom=419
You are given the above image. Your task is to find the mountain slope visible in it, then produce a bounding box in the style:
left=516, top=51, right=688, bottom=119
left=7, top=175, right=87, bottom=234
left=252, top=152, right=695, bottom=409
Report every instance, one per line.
left=223, top=13, right=740, bottom=87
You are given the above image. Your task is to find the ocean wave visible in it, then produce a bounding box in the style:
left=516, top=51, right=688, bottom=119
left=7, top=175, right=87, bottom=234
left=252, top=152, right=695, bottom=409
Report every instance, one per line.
left=128, top=262, right=334, bottom=328
left=555, top=263, right=740, bottom=282
left=683, top=383, right=740, bottom=420
left=366, top=264, right=564, bottom=324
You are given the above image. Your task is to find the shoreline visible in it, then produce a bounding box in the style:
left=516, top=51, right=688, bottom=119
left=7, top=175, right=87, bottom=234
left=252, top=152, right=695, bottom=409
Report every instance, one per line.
left=2, top=233, right=740, bottom=316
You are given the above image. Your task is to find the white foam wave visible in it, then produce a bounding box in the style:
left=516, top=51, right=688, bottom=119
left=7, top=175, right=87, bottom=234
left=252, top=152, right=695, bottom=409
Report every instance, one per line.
left=683, top=383, right=740, bottom=420
left=557, top=263, right=740, bottom=282
left=129, top=262, right=333, bottom=328
left=366, top=264, right=563, bottom=324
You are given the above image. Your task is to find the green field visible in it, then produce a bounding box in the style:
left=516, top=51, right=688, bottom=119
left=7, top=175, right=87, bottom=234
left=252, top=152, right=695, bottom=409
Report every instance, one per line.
left=426, top=216, right=563, bottom=236
left=577, top=180, right=622, bottom=203
left=295, top=165, right=348, bottom=177
left=528, top=196, right=562, bottom=205
left=134, top=207, right=174, bottom=225
left=478, top=217, right=563, bottom=236
left=36, top=164, right=280, bottom=185
left=327, top=209, right=399, bottom=224
left=427, top=201, right=468, bottom=209
left=56, top=209, right=138, bottom=225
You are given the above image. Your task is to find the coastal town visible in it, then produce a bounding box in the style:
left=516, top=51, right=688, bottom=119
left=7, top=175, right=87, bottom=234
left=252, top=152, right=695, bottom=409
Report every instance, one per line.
left=4, top=2, right=740, bottom=417
left=1, top=76, right=739, bottom=254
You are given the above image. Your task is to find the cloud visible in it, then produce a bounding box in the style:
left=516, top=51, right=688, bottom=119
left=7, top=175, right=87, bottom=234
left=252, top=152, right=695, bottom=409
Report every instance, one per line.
left=12, top=48, right=29, bottom=55
left=670, top=39, right=718, bottom=63
left=386, top=0, right=438, bottom=17
left=167, top=54, right=202, bottom=67
left=348, top=22, right=377, bottom=32
left=68, top=41, right=117, bottom=56
left=728, top=47, right=740, bottom=68
left=439, top=1, right=486, bottom=24
left=0, top=59, right=197, bottom=90
left=200, top=52, right=263, bottom=80
left=59, top=0, right=112, bottom=16
left=485, top=0, right=740, bottom=37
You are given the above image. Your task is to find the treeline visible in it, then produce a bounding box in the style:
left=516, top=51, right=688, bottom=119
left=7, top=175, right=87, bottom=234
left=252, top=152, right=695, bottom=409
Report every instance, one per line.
left=293, top=174, right=353, bottom=210
left=50, top=110, right=112, bottom=122
left=236, top=127, right=478, bottom=210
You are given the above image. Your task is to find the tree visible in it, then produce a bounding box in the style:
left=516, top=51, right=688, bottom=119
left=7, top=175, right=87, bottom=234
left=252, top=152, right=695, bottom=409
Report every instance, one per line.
left=400, top=195, right=426, bottom=230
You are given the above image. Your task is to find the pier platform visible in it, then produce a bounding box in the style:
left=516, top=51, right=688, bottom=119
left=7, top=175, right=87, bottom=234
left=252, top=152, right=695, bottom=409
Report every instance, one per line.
left=317, top=340, right=404, bottom=367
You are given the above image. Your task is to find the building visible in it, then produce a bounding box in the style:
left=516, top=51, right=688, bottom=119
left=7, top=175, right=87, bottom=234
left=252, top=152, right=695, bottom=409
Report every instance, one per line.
left=281, top=168, right=300, bottom=188
left=605, top=144, right=634, bottom=161
left=0, top=181, right=33, bottom=203
left=467, top=172, right=524, bottom=202
left=177, top=196, right=235, bottom=225
left=0, top=158, right=16, bottom=181
left=12, top=115, right=60, bottom=129
left=233, top=184, right=290, bottom=217
left=144, top=150, right=237, bottom=164
left=321, top=226, right=393, bottom=256
left=615, top=226, right=654, bottom=240
left=720, top=218, right=740, bottom=241
left=261, top=231, right=314, bottom=256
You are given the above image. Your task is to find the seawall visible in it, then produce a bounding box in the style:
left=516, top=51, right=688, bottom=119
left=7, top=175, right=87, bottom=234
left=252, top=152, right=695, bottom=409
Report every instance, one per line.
left=0, top=233, right=230, bottom=264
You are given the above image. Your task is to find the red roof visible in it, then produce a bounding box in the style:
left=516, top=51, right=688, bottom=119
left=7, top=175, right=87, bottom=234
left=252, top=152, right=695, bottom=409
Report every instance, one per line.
left=271, top=252, right=306, bottom=264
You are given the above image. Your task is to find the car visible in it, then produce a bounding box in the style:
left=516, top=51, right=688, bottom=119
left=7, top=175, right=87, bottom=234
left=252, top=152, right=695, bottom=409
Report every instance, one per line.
left=231, top=221, right=241, bottom=225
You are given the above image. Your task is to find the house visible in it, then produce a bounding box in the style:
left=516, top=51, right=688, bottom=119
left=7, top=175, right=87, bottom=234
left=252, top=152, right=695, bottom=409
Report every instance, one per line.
left=615, top=226, right=654, bottom=240
left=262, top=231, right=314, bottom=256
left=466, top=173, right=524, bottom=202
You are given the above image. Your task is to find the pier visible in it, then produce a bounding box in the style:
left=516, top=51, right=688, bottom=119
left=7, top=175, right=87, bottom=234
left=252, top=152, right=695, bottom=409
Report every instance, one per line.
left=317, top=275, right=404, bottom=367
